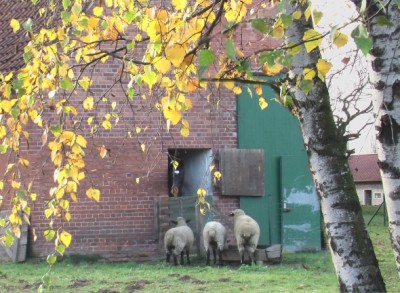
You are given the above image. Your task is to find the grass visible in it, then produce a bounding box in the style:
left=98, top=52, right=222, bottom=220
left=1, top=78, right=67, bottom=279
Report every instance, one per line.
left=0, top=206, right=397, bottom=293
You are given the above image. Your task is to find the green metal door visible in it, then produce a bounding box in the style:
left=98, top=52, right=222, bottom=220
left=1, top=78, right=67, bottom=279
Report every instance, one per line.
left=237, top=82, right=321, bottom=250
left=281, top=156, right=321, bottom=251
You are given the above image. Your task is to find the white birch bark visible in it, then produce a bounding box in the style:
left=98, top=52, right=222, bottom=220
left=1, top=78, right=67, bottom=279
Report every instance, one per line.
left=362, top=0, right=400, bottom=274
left=282, top=1, right=385, bottom=291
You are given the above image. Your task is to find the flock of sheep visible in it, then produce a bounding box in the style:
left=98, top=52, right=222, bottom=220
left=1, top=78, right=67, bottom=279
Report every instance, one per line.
left=164, top=209, right=260, bottom=266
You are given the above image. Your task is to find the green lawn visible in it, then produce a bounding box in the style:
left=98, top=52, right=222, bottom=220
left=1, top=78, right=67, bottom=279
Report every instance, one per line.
left=0, top=206, right=397, bottom=293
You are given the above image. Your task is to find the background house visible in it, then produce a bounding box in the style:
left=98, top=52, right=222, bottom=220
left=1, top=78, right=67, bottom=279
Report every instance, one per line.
left=348, top=154, right=384, bottom=206
left=0, top=1, right=321, bottom=261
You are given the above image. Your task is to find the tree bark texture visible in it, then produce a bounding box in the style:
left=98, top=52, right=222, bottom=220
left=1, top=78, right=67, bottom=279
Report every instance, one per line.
left=283, top=1, right=386, bottom=291
left=363, top=0, right=400, bottom=275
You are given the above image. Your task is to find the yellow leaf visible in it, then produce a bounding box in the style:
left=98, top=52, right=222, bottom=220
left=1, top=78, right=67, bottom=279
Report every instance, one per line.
left=135, top=127, right=141, bottom=134
left=333, top=31, right=348, bottom=48
left=153, top=56, right=171, bottom=74
left=30, top=193, right=37, bottom=201
left=60, top=230, right=72, bottom=248
left=180, top=127, right=190, bottom=137
left=292, top=10, right=302, bottom=20
left=259, top=97, right=268, bottom=110
left=64, top=212, right=71, bottom=221
left=164, top=108, right=182, bottom=125
left=93, top=6, right=103, bottom=17
left=11, top=180, right=21, bottom=189
left=262, top=63, right=283, bottom=76
left=76, top=135, right=87, bottom=148
left=214, top=171, right=222, bottom=181
left=70, top=193, right=78, bottom=202
left=18, top=158, right=30, bottom=167
left=0, top=126, right=6, bottom=139
left=165, top=44, right=186, bottom=67
left=197, top=188, right=207, bottom=197
left=303, top=68, right=316, bottom=80
left=316, top=59, right=332, bottom=77
left=86, top=188, right=100, bottom=202
left=136, top=177, right=140, bottom=184
left=0, top=181, right=3, bottom=190
left=304, top=5, right=311, bottom=21
left=172, top=0, right=187, bottom=10
left=140, top=143, right=145, bottom=152
left=102, top=120, right=112, bottom=130
left=10, top=19, right=20, bottom=33
left=233, top=87, right=242, bottom=95
left=97, top=145, right=108, bottom=158
left=254, top=84, right=262, bottom=96
left=303, top=29, right=322, bottom=53
left=272, top=25, right=284, bottom=39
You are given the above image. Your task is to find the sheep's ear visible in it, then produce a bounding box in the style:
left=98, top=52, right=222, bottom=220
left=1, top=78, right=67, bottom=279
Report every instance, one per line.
left=171, top=220, right=178, bottom=225
left=185, top=219, right=191, bottom=224
left=229, top=212, right=234, bottom=217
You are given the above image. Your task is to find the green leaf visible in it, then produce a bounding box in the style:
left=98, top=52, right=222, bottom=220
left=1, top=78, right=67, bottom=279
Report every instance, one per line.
left=376, top=15, right=393, bottom=26
left=0, top=218, right=5, bottom=227
left=142, top=71, right=157, bottom=88
left=199, top=49, right=215, bottom=67
left=397, top=0, right=400, bottom=9
left=22, top=18, right=33, bottom=32
left=44, top=229, right=56, bottom=241
left=281, top=14, right=293, bottom=28
left=226, top=38, right=236, bottom=60
left=47, top=254, right=57, bottom=265
left=56, top=244, right=66, bottom=256
left=351, top=24, right=372, bottom=55
left=60, top=77, right=74, bottom=91
left=71, top=2, right=82, bottom=15
left=0, top=144, right=9, bottom=154
left=127, top=88, right=135, bottom=100
left=41, top=271, right=51, bottom=287
left=50, top=124, right=62, bottom=136
left=251, top=18, right=268, bottom=33
left=62, top=0, right=70, bottom=10
left=23, top=51, right=32, bottom=63
left=198, top=49, right=215, bottom=78
left=299, top=80, right=313, bottom=95
left=2, top=231, right=14, bottom=247
left=61, top=11, right=71, bottom=25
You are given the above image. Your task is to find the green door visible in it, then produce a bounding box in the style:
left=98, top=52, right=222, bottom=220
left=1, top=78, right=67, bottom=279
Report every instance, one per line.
left=237, top=82, right=320, bottom=250
left=281, top=156, right=321, bottom=251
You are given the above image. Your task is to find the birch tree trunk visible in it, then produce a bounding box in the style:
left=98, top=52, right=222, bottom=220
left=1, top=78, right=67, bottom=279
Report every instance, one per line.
left=359, top=0, right=400, bottom=274
left=282, top=1, right=385, bottom=291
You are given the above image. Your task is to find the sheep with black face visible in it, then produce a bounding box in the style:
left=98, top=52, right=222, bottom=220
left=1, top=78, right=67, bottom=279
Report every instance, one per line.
left=164, top=217, right=194, bottom=265
left=230, top=209, right=260, bottom=265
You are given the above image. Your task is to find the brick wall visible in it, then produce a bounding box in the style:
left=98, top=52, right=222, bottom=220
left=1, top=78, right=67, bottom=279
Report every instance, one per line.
left=0, top=0, right=279, bottom=261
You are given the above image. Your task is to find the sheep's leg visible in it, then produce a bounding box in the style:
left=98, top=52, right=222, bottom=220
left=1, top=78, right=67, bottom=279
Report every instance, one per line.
left=212, top=248, right=217, bottom=265
left=173, top=254, right=178, bottom=266
left=180, top=251, right=184, bottom=265
left=186, top=249, right=190, bottom=264
left=166, top=252, right=171, bottom=263
left=218, top=249, right=223, bottom=266
left=206, top=249, right=211, bottom=265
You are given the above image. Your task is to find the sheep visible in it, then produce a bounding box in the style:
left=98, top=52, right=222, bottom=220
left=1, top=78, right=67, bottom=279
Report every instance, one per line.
left=230, top=209, right=260, bottom=265
left=202, top=221, right=227, bottom=266
left=164, top=217, right=194, bottom=265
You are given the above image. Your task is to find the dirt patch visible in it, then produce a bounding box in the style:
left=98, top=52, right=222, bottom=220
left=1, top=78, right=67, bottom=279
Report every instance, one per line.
left=219, top=277, right=231, bottom=282
left=126, top=280, right=152, bottom=291
left=178, top=275, right=206, bottom=285
left=67, top=278, right=90, bottom=289
left=97, top=290, right=120, bottom=293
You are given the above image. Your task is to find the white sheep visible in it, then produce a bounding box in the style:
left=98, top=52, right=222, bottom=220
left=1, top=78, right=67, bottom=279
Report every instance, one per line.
left=230, top=209, right=260, bottom=265
left=164, top=217, right=194, bottom=265
left=202, top=221, right=227, bottom=266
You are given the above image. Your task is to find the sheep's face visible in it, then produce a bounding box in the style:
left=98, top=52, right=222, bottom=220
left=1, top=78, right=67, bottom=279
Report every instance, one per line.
left=172, top=217, right=190, bottom=226
left=229, top=209, right=245, bottom=218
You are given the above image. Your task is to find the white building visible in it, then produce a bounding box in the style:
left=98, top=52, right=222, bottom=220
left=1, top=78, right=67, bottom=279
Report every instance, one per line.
left=349, top=154, right=384, bottom=206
